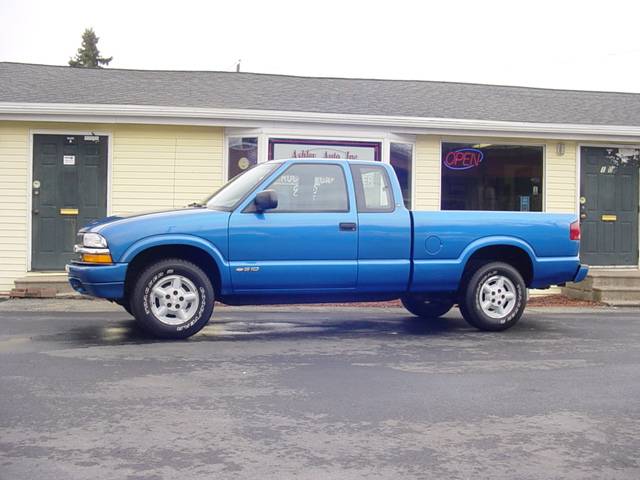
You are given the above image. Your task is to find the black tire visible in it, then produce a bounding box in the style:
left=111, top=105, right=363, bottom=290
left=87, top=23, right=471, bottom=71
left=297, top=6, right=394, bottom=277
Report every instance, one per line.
left=459, top=261, right=526, bottom=331
left=115, top=298, right=133, bottom=316
left=401, top=296, right=454, bottom=318
left=130, top=258, right=214, bottom=339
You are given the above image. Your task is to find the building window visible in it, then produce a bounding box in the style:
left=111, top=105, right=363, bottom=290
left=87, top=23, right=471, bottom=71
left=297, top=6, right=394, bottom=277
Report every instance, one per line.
left=390, top=143, right=413, bottom=208
left=269, top=138, right=381, bottom=162
left=441, top=143, right=543, bottom=211
left=228, top=137, right=258, bottom=179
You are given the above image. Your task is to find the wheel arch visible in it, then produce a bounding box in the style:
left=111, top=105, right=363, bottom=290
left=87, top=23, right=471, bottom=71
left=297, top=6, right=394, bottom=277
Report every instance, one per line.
left=121, top=235, right=230, bottom=298
left=460, top=237, right=536, bottom=287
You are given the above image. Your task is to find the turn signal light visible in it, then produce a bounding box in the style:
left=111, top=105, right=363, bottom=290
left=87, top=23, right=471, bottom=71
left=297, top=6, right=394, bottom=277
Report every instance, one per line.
left=82, top=253, right=113, bottom=264
left=570, top=220, right=581, bottom=241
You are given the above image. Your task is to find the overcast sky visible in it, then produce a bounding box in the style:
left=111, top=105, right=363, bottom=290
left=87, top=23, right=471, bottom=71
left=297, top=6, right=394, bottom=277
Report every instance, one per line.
left=1, top=0, right=639, bottom=92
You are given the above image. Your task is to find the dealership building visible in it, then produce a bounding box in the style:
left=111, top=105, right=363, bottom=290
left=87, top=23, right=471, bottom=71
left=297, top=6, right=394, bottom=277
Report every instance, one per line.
left=0, top=62, right=639, bottom=300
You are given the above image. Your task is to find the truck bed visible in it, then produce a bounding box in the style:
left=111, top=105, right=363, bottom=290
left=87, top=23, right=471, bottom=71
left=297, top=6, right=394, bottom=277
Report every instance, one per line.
left=410, top=211, right=580, bottom=292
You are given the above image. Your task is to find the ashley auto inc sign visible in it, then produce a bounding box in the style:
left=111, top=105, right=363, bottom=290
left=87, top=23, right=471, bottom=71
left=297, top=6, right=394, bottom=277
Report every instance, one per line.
left=270, top=139, right=380, bottom=162
left=444, top=148, right=484, bottom=170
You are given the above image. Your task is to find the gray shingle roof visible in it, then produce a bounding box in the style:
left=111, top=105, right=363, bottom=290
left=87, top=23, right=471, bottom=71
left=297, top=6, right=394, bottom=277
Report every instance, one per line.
left=2, top=62, right=640, bottom=126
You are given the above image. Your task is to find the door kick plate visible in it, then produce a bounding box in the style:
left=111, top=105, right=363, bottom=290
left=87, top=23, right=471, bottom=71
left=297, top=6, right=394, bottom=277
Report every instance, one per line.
left=60, top=208, right=79, bottom=215
left=601, top=214, right=617, bottom=222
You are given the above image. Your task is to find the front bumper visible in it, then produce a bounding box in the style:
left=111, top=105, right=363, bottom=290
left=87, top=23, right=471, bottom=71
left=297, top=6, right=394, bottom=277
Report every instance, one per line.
left=573, top=264, right=589, bottom=283
left=66, top=262, right=128, bottom=299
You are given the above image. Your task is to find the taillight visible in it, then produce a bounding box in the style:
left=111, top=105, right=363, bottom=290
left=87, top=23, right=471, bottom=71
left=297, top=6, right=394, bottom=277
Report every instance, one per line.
left=570, top=220, right=580, bottom=241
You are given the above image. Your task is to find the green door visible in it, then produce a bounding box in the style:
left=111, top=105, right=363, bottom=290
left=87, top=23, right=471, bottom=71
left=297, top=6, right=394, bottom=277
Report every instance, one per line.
left=31, top=134, right=108, bottom=270
left=580, top=146, right=639, bottom=266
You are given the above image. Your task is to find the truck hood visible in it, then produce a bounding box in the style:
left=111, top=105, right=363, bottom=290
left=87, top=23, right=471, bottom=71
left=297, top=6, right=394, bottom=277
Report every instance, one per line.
left=80, top=208, right=209, bottom=232
left=83, top=207, right=231, bottom=262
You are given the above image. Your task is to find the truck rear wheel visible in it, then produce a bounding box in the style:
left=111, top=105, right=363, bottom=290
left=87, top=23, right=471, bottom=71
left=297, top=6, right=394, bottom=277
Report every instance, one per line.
left=130, top=258, right=214, bottom=339
left=459, top=261, right=526, bottom=331
left=401, top=296, right=454, bottom=318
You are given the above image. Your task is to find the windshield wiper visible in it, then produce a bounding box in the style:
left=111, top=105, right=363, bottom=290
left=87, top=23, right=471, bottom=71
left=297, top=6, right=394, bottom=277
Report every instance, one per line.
left=187, top=201, right=205, bottom=208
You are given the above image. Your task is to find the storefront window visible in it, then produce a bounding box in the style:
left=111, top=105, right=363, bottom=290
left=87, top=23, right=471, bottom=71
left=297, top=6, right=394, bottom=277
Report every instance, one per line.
left=441, top=143, right=543, bottom=211
left=227, top=137, right=258, bottom=179
left=390, top=143, right=413, bottom=208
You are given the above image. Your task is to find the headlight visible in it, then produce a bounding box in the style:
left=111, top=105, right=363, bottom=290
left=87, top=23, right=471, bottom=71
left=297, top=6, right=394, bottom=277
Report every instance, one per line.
left=83, top=232, right=108, bottom=248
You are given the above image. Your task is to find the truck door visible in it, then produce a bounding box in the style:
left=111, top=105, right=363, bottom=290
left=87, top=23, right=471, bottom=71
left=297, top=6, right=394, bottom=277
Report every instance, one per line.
left=228, top=162, right=358, bottom=292
left=350, top=164, right=412, bottom=292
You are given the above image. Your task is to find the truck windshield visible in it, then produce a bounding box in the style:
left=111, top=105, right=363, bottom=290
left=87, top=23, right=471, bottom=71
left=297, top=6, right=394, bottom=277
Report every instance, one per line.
left=206, top=162, right=280, bottom=211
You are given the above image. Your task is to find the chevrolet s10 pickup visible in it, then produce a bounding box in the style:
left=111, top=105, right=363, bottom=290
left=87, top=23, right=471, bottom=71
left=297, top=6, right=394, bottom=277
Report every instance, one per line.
left=67, top=159, right=588, bottom=339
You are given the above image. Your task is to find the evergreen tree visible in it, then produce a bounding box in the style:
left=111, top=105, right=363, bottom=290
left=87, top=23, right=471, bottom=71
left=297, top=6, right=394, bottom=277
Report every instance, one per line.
left=68, top=28, right=113, bottom=68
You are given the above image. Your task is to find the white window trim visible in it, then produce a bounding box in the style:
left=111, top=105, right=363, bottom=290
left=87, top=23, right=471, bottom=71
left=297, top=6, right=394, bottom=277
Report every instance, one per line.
left=388, top=140, right=416, bottom=209
left=223, top=127, right=416, bottom=181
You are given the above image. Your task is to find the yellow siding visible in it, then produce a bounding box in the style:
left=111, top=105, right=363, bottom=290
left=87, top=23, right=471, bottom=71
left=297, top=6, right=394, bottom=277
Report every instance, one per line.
left=545, top=141, right=577, bottom=213
left=414, top=135, right=441, bottom=210
left=0, top=121, right=224, bottom=293
left=414, top=135, right=579, bottom=213
left=0, top=121, right=598, bottom=294
left=0, top=124, right=29, bottom=292
left=111, top=125, right=223, bottom=214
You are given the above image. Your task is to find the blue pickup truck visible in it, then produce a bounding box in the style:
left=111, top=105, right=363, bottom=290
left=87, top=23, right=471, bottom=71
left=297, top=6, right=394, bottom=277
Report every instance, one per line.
left=67, top=159, right=588, bottom=339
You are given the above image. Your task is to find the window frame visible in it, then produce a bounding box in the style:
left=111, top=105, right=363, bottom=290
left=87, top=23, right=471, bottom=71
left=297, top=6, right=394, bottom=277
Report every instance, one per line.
left=226, top=136, right=259, bottom=181
left=389, top=141, right=414, bottom=209
left=244, top=162, right=351, bottom=214
left=440, top=141, right=545, bottom=213
left=350, top=164, right=396, bottom=213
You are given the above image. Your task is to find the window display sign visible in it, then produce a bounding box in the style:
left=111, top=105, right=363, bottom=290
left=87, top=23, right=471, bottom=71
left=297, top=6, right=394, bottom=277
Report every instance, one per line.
left=269, top=138, right=381, bottom=162
left=444, top=148, right=484, bottom=170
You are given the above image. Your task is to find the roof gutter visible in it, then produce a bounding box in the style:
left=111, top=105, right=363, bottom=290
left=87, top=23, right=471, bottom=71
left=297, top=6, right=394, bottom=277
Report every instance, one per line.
left=2, top=102, right=640, bottom=141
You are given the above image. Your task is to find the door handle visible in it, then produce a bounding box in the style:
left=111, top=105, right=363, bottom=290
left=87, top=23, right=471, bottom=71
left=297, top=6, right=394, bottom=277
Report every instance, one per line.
left=339, top=222, right=357, bottom=231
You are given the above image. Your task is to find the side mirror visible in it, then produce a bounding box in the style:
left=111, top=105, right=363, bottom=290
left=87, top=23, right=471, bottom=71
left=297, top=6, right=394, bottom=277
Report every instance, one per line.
left=254, top=189, right=278, bottom=212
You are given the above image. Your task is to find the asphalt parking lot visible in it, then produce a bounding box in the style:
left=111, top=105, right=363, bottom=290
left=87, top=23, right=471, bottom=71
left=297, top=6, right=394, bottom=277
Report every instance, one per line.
left=0, top=300, right=639, bottom=480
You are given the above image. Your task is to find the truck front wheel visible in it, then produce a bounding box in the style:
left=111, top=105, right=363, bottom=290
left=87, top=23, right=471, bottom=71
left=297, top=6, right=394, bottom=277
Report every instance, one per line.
left=130, top=259, right=214, bottom=339
left=401, top=296, right=454, bottom=318
left=459, top=261, right=526, bottom=331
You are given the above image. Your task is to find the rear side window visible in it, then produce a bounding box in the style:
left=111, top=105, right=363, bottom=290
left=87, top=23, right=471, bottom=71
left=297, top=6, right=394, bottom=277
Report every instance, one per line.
left=265, top=163, right=349, bottom=212
left=351, top=165, right=395, bottom=212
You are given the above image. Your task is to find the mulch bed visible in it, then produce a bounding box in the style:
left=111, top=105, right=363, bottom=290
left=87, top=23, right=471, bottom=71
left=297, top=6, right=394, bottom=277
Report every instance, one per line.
left=527, top=294, right=604, bottom=307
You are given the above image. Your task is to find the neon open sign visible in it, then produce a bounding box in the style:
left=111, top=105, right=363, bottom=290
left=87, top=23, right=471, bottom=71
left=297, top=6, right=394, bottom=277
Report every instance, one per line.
left=444, top=148, right=484, bottom=170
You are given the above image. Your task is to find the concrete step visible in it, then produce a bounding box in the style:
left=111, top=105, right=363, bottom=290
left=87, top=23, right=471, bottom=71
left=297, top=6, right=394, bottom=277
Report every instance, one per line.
left=586, top=270, right=640, bottom=289
left=561, top=285, right=598, bottom=302
left=588, top=269, right=640, bottom=277
left=562, top=269, right=640, bottom=305
left=12, top=273, right=76, bottom=298
left=595, top=287, right=640, bottom=305
left=600, top=300, right=640, bottom=307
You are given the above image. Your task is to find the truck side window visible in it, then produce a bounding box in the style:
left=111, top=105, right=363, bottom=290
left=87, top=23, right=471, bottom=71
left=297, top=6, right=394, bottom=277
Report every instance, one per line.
left=350, top=165, right=395, bottom=213
left=265, top=163, right=349, bottom=212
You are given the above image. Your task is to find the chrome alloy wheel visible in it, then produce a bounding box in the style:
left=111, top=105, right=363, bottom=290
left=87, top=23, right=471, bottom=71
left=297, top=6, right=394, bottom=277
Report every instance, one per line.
left=149, top=274, right=200, bottom=326
left=478, top=274, right=517, bottom=320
